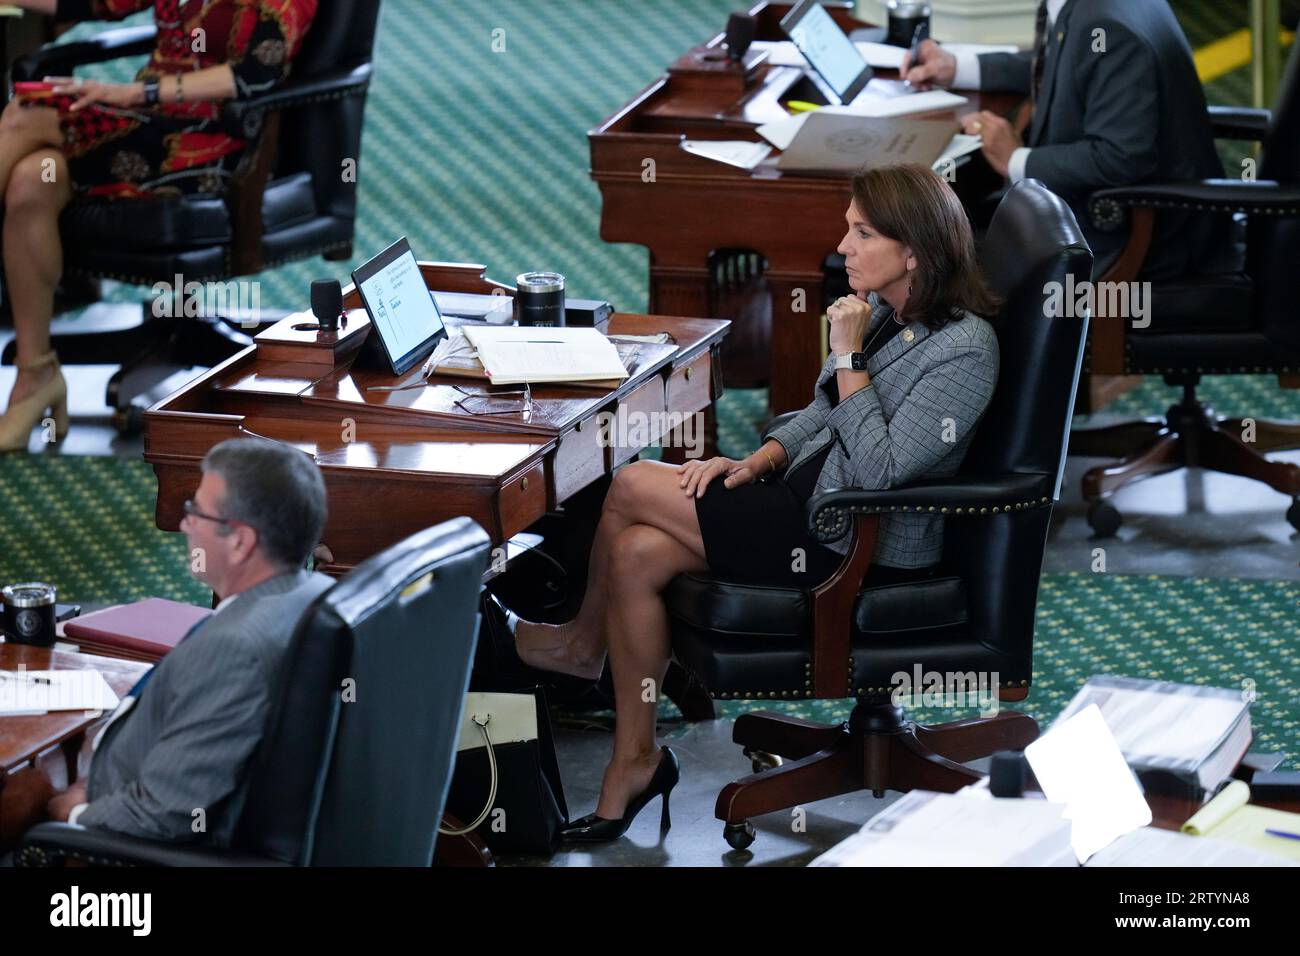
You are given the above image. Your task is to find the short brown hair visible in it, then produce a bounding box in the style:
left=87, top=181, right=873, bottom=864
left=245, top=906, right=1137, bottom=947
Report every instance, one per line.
left=202, top=437, right=327, bottom=570
left=850, top=163, right=1000, bottom=330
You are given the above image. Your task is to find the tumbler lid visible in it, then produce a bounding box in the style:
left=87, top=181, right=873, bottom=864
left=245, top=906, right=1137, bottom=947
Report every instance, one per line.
left=516, top=272, right=565, bottom=294
left=2, top=582, right=56, bottom=608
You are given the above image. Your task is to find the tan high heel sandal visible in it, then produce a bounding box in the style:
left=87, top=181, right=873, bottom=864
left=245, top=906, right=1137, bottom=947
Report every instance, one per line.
left=0, top=350, right=68, bottom=452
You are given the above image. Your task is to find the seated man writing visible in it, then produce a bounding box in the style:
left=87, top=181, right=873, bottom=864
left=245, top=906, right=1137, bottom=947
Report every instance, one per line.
left=902, top=0, right=1223, bottom=279
left=46, top=437, right=333, bottom=844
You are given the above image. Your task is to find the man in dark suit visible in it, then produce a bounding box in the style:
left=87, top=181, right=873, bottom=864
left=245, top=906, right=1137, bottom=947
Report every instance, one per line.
left=903, top=0, right=1224, bottom=278
left=46, top=437, right=334, bottom=845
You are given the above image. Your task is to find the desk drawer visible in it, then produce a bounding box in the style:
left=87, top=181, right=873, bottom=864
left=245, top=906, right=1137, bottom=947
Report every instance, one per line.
left=666, top=349, right=711, bottom=414
left=498, top=461, right=547, bottom=540
left=610, top=375, right=667, bottom=468
left=554, top=417, right=605, bottom=505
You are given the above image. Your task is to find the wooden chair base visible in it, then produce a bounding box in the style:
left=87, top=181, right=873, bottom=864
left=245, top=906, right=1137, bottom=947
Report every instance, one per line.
left=1075, top=385, right=1300, bottom=535
left=713, top=701, right=1039, bottom=846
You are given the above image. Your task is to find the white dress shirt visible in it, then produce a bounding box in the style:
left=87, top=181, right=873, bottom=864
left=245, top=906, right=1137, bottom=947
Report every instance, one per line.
left=949, top=0, right=1069, bottom=182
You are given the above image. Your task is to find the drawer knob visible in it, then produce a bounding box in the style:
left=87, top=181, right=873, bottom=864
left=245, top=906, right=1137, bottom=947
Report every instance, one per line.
left=684, top=366, right=693, bottom=381
left=521, top=476, right=530, bottom=492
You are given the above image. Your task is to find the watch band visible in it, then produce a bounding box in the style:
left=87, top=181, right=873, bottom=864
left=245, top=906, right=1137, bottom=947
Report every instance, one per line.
left=142, top=78, right=160, bottom=106
left=833, top=352, right=868, bottom=371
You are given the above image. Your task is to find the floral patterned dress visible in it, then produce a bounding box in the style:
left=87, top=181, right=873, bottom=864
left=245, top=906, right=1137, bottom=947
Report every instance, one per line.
left=49, top=0, right=318, bottom=199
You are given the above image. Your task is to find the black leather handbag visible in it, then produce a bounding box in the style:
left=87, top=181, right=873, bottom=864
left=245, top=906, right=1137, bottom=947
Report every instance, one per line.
left=442, top=686, right=569, bottom=856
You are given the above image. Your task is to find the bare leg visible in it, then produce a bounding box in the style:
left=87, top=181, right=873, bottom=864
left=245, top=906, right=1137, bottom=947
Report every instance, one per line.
left=594, top=523, right=706, bottom=819
left=515, top=459, right=707, bottom=678
left=4, top=148, right=72, bottom=405
left=0, top=102, right=63, bottom=199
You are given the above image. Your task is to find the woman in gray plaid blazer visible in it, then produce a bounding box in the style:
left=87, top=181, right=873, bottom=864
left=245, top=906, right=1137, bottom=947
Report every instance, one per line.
left=508, top=164, right=1001, bottom=840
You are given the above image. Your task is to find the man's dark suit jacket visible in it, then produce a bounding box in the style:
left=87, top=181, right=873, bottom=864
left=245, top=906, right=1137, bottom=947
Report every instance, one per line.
left=78, top=569, right=334, bottom=844
left=978, top=0, right=1224, bottom=278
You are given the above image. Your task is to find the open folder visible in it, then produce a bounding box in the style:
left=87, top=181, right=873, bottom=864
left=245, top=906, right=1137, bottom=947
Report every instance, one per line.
left=459, top=326, right=630, bottom=386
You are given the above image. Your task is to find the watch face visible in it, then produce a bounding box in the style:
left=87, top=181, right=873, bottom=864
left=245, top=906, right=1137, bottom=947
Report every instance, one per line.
left=851, top=353, right=868, bottom=371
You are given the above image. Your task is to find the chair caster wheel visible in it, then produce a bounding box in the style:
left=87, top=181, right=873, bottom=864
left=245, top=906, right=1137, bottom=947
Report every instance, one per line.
left=744, top=748, right=782, bottom=773
left=1086, top=500, right=1122, bottom=537
left=723, top=821, right=756, bottom=850
left=1287, top=499, right=1300, bottom=533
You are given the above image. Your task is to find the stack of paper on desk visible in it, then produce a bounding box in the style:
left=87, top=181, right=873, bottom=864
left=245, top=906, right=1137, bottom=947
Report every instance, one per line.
left=459, top=326, right=630, bottom=386
left=1053, top=676, right=1253, bottom=799
left=758, top=90, right=968, bottom=152
left=681, top=139, right=773, bottom=170
left=0, top=669, right=120, bottom=717
left=810, top=790, right=1076, bottom=866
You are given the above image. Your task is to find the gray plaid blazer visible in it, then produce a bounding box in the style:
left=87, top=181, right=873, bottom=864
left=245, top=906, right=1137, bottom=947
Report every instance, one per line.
left=80, top=569, right=334, bottom=844
left=767, top=293, right=999, bottom=567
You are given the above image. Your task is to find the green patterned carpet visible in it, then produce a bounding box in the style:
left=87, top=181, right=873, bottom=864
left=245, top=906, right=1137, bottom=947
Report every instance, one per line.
left=4, top=2, right=1295, bottom=767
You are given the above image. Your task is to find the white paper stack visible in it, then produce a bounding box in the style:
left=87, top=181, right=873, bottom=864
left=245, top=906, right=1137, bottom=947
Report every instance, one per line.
left=1053, top=676, right=1253, bottom=798
left=681, top=139, right=773, bottom=170
left=461, top=325, right=629, bottom=386
left=811, top=789, right=1076, bottom=867
left=0, top=669, right=120, bottom=717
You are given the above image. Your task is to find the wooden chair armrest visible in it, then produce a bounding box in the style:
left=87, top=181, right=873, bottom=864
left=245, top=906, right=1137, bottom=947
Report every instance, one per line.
left=809, top=514, right=878, bottom=698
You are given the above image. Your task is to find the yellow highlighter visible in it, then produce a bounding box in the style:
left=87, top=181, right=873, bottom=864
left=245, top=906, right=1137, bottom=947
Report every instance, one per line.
left=785, top=100, right=821, bottom=114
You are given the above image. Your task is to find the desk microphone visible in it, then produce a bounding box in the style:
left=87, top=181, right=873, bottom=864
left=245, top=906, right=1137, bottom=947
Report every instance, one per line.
left=701, top=12, right=756, bottom=62
left=310, top=279, right=344, bottom=332
left=724, top=13, right=756, bottom=62
left=988, top=750, right=1029, bottom=798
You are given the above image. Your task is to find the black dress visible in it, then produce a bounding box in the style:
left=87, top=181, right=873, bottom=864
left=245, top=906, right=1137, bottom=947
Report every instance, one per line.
left=695, top=314, right=937, bottom=589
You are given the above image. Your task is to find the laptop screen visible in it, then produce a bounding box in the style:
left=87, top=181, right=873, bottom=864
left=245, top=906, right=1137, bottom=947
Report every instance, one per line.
left=351, top=237, right=447, bottom=376
left=781, top=0, right=872, bottom=104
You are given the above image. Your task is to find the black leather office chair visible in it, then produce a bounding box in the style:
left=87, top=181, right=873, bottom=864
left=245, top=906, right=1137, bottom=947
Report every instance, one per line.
left=663, top=180, right=1091, bottom=848
left=1, top=0, right=382, bottom=429
left=1072, top=40, right=1300, bottom=536
left=15, top=516, right=490, bottom=867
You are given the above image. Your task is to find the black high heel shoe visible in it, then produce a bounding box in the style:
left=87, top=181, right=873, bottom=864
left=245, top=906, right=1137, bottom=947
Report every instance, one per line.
left=562, top=747, right=680, bottom=843
left=484, top=593, right=601, bottom=697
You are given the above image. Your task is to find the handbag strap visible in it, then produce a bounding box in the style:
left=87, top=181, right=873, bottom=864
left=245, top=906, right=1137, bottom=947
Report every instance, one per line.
left=439, top=715, right=498, bottom=836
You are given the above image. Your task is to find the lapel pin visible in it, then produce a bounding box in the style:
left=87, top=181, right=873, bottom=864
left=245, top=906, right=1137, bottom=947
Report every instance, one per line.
left=902, top=328, right=915, bottom=343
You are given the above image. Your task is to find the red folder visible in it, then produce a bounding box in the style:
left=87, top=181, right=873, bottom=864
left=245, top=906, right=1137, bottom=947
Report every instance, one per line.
left=63, top=598, right=212, bottom=662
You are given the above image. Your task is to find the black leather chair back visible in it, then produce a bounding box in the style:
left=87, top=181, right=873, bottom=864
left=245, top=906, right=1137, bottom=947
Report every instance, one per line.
left=234, top=516, right=491, bottom=866
left=275, top=0, right=383, bottom=224
left=962, top=180, right=1091, bottom=665
left=1249, top=39, right=1300, bottom=345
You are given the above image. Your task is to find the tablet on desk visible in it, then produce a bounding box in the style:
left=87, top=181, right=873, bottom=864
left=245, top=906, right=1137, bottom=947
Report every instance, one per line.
left=351, top=236, right=447, bottom=376
left=781, top=0, right=873, bottom=106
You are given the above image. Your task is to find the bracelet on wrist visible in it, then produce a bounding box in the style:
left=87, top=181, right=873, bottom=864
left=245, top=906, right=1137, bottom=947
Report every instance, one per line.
left=762, top=449, right=777, bottom=474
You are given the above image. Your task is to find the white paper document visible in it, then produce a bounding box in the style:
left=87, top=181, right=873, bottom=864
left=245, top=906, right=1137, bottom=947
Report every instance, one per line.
left=681, top=139, right=773, bottom=170
left=757, top=89, right=968, bottom=151
left=811, top=789, right=1075, bottom=867
left=0, top=669, right=120, bottom=717
left=934, top=133, right=983, bottom=169
left=1026, top=704, right=1153, bottom=863
left=461, top=325, right=629, bottom=385
left=1087, top=825, right=1297, bottom=867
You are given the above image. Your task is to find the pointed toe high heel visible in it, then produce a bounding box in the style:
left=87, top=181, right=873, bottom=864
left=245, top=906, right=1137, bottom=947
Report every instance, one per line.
left=489, top=592, right=603, bottom=695
left=562, top=746, right=680, bottom=843
left=0, top=351, right=68, bottom=452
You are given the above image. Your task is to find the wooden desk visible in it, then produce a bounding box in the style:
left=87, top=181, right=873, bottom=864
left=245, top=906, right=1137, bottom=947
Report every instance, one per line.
left=589, top=1, right=1018, bottom=414
left=143, top=261, right=729, bottom=576
left=0, top=641, right=148, bottom=852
